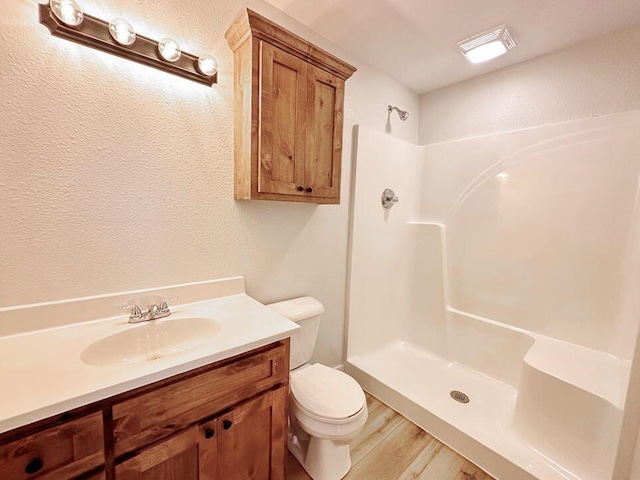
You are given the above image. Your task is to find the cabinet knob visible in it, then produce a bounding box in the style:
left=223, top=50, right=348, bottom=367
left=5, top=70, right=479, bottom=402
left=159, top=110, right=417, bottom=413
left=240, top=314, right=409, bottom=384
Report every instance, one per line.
left=25, top=457, right=44, bottom=475
left=305, top=187, right=313, bottom=193
left=297, top=186, right=304, bottom=192
left=204, top=428, right=215, bottom=439
left=223, top=420, right=233, bottom=430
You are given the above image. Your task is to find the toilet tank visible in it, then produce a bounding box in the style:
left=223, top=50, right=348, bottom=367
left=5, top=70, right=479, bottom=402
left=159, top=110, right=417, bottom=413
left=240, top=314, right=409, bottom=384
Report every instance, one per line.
left=267, top=296, right=324, bottom=370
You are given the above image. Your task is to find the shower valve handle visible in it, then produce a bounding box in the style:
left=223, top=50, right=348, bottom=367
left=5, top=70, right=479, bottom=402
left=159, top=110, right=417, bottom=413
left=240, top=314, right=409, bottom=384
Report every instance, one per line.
left=381, top=188, right=399, bottom=209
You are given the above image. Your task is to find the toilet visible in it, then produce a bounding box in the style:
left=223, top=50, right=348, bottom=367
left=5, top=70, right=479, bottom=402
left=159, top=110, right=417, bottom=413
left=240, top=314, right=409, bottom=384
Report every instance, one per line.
left=267, top=297, right=368, bottom=480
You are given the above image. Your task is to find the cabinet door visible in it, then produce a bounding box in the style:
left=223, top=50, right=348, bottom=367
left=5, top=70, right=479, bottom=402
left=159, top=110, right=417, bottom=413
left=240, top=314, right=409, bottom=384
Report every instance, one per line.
left=0, top=412, right=104, bottom=480
left=259, top=41, right=307, bottom=196
left=304, top=64, right=345, bottom=201
left=217, top=386, right=287, bottom=480
left=115, top=425, right=214, bottom=480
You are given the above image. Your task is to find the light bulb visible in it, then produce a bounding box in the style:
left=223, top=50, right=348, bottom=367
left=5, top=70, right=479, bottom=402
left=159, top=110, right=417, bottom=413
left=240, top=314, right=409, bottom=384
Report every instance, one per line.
left=109, top=18, right=136, bottom=46
left=158, top=38, right=181, bottom=62
left=50, top=0, right=84, bottom=27
left=197, top=54, right=218, bottom=76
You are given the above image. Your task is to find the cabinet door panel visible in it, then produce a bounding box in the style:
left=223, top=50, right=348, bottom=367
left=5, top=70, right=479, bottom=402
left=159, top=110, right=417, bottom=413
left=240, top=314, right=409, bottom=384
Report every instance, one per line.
left=198, top=419, right=218, bottom=480
left=0, top=412, right=104, bottom=480
left=217, top=386, right=287, bottom=480
left=259, top=42, right=307, bottom=195
left=115, top=427, right=200, bottom=480
left=305, top=65, right=344, bottom=200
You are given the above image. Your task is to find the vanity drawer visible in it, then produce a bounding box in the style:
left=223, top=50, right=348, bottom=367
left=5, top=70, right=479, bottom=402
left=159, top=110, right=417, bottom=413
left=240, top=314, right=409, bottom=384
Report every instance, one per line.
left=0, top=412, right=104, bottom=479
left=113, top=341, right=289, bottom=456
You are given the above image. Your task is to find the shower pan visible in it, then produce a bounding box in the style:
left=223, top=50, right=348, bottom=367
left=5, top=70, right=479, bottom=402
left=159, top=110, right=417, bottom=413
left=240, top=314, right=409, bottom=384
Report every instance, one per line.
left=346, top=111, right=640, bottom=480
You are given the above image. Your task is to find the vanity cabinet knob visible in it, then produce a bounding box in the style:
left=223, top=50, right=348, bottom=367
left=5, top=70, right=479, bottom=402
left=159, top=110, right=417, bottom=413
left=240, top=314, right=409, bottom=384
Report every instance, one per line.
left=297, top=186, right=304, bottom=192
left=25, top=457, right=44, bottom=474
left=204, top=428, right=215, bottom=439
left=223, top=420, right=233, bottom=430
left=305, top=187, right=313, bottom=193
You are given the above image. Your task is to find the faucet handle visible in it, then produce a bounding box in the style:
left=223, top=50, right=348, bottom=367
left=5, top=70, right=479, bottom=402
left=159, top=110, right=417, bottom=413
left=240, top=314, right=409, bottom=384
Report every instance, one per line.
left=159, top=296, right=178, bottom=312
left=119, top=304, right=143, bottom=319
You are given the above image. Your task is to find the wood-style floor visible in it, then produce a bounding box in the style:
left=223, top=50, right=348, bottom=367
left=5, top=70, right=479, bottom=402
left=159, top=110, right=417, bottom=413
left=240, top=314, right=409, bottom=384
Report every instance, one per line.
left=286, top=393, right=495, bottom=480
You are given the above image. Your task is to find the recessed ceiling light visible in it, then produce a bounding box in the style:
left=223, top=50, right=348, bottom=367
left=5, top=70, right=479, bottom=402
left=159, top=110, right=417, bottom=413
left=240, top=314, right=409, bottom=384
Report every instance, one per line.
left=457, top=25, right=517, bottom=64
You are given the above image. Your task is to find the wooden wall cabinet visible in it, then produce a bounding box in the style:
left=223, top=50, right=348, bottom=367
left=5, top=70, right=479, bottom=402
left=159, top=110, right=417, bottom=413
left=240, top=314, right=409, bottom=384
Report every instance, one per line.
left=225, top=9, right=356, bottom=204
left=0, top=341, right=289, bottom=480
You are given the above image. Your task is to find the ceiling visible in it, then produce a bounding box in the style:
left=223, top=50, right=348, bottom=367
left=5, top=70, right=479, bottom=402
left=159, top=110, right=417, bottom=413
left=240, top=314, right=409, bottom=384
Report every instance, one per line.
left=265, top=0, right=640, bottom=94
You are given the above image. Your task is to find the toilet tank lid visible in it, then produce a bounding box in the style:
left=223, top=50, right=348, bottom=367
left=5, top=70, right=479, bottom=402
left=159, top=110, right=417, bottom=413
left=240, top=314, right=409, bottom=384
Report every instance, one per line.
left=266, top=296, right=324, bottom=322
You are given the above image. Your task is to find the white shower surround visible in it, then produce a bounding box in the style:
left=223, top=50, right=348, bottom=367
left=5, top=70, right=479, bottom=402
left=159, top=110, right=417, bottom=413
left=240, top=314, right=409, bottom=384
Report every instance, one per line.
left=346, top=112, right=640, bottom=479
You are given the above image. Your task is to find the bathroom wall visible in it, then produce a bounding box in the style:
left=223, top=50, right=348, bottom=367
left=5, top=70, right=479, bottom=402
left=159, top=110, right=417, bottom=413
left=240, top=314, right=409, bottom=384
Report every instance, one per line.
left=418, top=111, right=640, bottom=360
left=347, top=126, right=423, bottom=357
left=0, top=0, right=418, bottom=368
left=418, top=23, right=640, bottom=144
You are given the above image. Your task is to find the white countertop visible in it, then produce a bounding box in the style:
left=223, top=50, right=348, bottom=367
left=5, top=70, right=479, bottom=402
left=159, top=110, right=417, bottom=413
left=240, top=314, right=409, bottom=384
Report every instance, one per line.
left=0, top=293, right=298, bottom=434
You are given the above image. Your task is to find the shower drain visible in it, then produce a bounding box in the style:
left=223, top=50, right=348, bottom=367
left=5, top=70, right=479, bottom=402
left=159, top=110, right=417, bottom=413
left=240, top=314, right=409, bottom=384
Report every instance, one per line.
left=450, top=390, right=470, bottom=404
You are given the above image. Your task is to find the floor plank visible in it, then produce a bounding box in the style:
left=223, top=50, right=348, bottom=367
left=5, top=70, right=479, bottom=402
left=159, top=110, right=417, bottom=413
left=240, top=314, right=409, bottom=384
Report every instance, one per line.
left=455, top=460, right=495, bottom=480
left=396, top=438, right=444, bottom=480
left=349, top=395, right=405, bottom=465
left=347, top=417, right=433, bottom=479
left=286, top=393, right=494, bottom=480
left=406, top=444, right=466, bottom=479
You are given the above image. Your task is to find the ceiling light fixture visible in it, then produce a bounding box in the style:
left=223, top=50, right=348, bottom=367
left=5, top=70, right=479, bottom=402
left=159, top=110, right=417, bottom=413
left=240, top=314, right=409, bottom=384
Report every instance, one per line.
left=457, top=25, right=517, bottom=64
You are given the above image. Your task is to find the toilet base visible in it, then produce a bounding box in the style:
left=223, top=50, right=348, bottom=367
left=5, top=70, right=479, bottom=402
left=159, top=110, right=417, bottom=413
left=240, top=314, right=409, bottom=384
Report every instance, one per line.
left=288, top=431, right=352, bottom=480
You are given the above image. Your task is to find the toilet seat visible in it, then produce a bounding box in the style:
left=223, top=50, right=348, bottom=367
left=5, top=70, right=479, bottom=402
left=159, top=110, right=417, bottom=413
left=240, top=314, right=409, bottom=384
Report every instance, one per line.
left=290, top=363, right=366, bottom=421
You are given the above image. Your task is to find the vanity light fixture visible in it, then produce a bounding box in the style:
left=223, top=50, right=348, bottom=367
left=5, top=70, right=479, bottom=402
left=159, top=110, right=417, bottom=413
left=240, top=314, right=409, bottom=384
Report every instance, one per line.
left=458, top=25, right=517, bottom=64
left=108, top=18, right=136, bottom=46
left=39, top=2, right=218, bottom=86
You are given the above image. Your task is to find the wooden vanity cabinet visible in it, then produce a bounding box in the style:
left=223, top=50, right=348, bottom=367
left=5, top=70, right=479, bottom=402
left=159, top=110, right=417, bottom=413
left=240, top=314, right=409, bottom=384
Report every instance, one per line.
left=225, top=9, right=356, bottom=204
left=0, top=340, right=289, bottom=480
left=115, top=386, right=288, bottom=480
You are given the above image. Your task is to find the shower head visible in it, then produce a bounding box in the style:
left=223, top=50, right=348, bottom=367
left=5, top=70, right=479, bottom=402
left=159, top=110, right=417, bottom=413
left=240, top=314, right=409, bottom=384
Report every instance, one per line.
left=388, top=105, right=409, bottom=121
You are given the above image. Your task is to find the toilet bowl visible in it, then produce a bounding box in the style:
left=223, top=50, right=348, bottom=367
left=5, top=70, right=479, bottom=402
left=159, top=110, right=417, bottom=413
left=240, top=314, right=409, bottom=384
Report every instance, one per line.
left=267, top=297, right=368, bottom=480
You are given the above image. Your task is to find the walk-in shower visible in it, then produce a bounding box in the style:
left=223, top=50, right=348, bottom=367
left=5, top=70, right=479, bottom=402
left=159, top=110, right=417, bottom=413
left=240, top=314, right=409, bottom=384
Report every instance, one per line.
left=346, top=111, right=640, bottom=480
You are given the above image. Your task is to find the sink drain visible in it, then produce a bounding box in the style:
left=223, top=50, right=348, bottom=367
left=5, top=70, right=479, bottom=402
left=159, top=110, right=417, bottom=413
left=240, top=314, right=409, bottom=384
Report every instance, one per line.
left=450, top=390, right=470, bottom=403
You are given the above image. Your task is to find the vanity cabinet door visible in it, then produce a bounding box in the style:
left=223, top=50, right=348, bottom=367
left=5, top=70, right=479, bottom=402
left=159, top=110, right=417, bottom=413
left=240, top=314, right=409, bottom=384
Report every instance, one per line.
left=217, top=385, right=287, bottom=480
left=115, top=425, right=212, bottom=480
left=0, top=412, right=104, bottom=480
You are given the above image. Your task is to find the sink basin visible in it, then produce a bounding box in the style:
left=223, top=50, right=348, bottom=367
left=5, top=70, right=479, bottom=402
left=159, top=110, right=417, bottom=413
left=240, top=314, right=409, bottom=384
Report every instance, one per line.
left=81, top=317, right=221, bottom=366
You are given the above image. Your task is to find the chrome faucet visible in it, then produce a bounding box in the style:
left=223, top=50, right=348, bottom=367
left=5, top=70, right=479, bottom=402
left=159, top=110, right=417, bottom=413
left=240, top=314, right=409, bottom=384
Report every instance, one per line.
left=119, top=296, right=178, bottom=324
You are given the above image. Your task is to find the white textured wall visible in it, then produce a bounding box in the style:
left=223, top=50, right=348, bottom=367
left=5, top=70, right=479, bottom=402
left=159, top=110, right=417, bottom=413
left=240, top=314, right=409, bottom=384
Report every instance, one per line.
left=419, top=24, right=640, bottom=144
left=0, top=0, right=418, bottom=368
